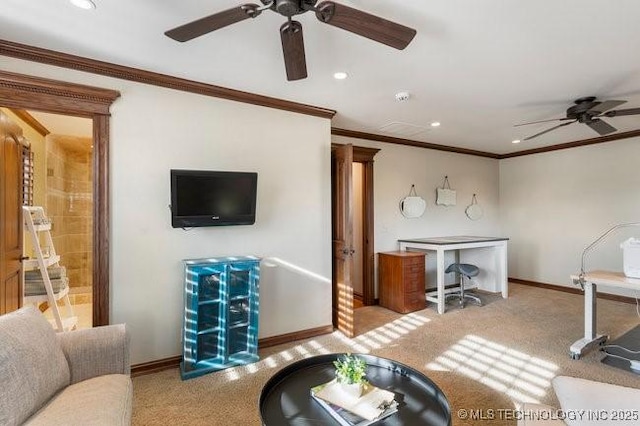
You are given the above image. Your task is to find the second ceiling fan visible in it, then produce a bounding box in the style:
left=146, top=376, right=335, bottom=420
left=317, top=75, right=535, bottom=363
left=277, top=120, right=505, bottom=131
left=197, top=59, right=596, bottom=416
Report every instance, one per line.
left=165, top=0, right=417, bottom=81
left=516, top=96, right=640, bottom=141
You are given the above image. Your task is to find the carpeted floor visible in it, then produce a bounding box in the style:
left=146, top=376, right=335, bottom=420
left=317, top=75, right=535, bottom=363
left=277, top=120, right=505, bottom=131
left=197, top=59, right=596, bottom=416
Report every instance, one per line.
left=132, top=284, right=640, bottom=425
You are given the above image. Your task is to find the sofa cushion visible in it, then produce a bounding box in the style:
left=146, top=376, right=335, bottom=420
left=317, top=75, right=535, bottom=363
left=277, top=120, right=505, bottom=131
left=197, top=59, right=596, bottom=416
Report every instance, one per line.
left=0, top=306, right=71, bottom=426
left=24, top=374, right=133, bottom=426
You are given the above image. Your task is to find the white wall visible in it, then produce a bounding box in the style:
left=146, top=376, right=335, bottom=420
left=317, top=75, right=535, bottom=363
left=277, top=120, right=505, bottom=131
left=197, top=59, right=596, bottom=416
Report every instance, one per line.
left=2, top=58, right=333, bottom=364
left=7, top=55, right=638, bottom=364
left=333, top=136, right=502, bottom=291
left=500, top=138, right=640, bottom=294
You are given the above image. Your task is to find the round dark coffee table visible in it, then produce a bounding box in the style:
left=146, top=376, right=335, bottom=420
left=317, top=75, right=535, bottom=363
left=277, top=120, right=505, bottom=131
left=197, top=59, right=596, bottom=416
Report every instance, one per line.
left=260, top=353, right=451, bottom=425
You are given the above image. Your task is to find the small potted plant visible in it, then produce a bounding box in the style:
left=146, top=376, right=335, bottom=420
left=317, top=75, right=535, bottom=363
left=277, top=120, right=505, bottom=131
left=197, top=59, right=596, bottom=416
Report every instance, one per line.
left=333, top=353, right=368, bottom=398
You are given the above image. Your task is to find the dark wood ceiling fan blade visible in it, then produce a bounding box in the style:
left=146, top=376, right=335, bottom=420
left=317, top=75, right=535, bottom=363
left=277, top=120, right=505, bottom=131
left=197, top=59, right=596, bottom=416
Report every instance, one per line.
left=586, top=118, right=617, bottom=135
left=588, top=100, right=626, bottom=115
left=605, top=107, right=640, bottom=117
left=280, top=21, right=307, bottom=81
left=165, top=5, right=258, bottom=42
left=315, top=1, right=416, bottom=50
left=523, top=121, right=575, bottom=141
left=514, top=117, right=574, bottom=127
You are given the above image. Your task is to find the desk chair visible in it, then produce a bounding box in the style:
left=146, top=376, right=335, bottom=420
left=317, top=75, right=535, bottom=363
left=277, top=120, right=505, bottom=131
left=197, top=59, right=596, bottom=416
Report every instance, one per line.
left=445, top=263, right=482, bottom=308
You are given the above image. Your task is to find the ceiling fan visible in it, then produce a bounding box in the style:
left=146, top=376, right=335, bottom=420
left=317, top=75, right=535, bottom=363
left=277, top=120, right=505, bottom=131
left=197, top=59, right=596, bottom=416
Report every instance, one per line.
left=515, top=96, right=640, bottom=141
left=164, top=0, right=416, bottom=81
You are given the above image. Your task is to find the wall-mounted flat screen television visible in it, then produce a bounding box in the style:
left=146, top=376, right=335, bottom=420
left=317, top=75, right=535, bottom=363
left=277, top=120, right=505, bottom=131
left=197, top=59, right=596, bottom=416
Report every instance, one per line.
left=170, top=169, right=257, bottom=228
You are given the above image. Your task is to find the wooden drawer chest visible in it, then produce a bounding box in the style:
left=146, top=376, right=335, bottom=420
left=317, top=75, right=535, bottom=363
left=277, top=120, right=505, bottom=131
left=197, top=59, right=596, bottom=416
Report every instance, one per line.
left=378, top=251, right=426, bottom=314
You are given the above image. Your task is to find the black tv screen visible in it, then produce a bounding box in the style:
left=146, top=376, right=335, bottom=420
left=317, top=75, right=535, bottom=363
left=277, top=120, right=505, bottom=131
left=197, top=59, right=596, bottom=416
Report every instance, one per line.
left=170, top=170, right=257, bottom=228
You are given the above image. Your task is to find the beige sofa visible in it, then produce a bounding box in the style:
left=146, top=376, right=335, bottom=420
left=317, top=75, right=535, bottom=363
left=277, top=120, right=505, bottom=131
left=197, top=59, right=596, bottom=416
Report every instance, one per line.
left=0, top=306, right=132, bottom=425
left=519, top=376, right=640, bottom=426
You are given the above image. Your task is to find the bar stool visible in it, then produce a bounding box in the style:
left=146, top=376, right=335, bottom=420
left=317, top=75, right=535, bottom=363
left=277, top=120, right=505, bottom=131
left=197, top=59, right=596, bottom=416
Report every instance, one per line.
left=445, top=263, right=482, bottom=308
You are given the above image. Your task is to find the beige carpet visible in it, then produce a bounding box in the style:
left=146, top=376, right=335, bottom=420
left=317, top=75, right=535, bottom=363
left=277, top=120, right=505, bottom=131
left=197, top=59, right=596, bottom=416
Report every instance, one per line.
left=132, top=284, right=640, bottom=425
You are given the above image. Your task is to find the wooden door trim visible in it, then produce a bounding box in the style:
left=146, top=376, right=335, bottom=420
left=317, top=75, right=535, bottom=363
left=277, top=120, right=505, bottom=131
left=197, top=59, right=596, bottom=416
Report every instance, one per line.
left=0, top=70, right=119, bottom=115
left=0, top=70, right=120, bottom=326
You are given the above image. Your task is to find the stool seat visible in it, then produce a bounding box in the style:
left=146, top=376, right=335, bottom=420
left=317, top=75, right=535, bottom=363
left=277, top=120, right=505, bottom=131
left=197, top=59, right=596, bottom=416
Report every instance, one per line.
left=445, top=263, right=479, bottom=277
left=445, top=263, right=482, bottom=309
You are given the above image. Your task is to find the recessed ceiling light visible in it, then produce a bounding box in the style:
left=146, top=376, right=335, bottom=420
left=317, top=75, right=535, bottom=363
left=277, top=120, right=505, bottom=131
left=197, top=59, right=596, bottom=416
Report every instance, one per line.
left=70, top=0, right=96, bottom=10
left=430, top=121, right=441, bottom=127
left=512, top=139, right=521, bottom=144
left=395, top=91, right=410, bottom=102
left=333, top=72, right=348, bottom=80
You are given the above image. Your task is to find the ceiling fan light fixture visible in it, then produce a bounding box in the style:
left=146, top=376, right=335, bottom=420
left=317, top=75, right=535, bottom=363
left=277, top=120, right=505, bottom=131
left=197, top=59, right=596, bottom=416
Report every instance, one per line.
left=70, top=0, right=96, bottom=10
left=333, top=72, right=348, bottom=80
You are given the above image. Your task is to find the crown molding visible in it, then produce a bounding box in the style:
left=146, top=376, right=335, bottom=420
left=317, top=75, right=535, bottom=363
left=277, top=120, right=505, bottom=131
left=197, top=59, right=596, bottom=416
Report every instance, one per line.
left=0, top=39, right=336, bottom=120
left=498, top=129, right=640, bottom=158
left=3, top=39, right=638, bottom=155
left=332, top=127, right=640, bottom=159
left=332, top=128, right=500, bottom=159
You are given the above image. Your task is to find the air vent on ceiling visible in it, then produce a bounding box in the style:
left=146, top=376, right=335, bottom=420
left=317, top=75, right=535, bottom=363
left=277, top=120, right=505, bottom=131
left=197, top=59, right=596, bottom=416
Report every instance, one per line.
left=379, top=122, right=430, bottom=138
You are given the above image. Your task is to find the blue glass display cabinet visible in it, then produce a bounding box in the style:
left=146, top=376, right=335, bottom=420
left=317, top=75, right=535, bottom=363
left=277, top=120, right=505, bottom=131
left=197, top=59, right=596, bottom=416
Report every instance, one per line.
left=181, top=256, right=260, bottom=380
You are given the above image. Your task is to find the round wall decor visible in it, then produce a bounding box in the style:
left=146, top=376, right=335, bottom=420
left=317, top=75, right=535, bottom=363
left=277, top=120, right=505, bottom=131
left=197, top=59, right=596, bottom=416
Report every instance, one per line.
left=400, top=196, right=427, bottom=218
left=400, top=184, right=426, bottom=218
left=465, top=194, right=483, bottom=220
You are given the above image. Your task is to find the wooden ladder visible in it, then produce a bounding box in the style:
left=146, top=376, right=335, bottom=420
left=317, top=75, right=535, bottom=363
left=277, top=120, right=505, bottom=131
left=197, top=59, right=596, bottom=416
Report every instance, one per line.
left=22, top=206, right=77, bottom=331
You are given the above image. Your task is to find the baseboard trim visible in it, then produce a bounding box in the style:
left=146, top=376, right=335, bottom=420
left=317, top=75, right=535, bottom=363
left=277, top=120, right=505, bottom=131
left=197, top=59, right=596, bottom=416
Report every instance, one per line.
left=258, top=324, right=335, bottom=349
left=130, top=324, right=335, bottom=377
left=131, top=355, right=182, bottom=377
left=510, top=277, right=638, bottom=304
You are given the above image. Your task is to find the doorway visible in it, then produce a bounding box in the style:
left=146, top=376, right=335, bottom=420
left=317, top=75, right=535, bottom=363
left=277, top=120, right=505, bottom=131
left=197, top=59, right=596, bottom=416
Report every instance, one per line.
left=0, top=70, right=119, bottom=326
left=6, top=109, right=95, bottom=328
left=331, top=143, right=379, bottom=336
left=352, top=162, right=365, bottom=308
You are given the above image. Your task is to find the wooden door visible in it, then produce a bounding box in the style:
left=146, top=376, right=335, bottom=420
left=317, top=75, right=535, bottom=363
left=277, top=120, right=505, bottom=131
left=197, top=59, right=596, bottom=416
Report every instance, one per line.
left=0, top=111, right=23, bottom=314
left=331, top=144, right=354, bottom=337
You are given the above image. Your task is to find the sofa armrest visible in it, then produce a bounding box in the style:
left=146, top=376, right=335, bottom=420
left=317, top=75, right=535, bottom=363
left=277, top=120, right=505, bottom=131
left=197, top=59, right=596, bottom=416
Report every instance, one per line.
left=57, top=324, right=130, bottom=384
left=553, top=376, right=640, bottom=426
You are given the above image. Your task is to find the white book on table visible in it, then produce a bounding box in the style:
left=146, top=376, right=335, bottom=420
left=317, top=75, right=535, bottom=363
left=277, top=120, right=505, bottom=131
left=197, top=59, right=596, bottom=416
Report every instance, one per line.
left=311, top=379, right=398, bottom=425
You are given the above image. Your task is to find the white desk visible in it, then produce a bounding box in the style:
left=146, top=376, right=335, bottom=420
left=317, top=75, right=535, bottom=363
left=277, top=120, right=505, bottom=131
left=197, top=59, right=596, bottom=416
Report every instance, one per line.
left=398, top=236, right=509, bottom=314
left=569, top=270, right=640, bottom=359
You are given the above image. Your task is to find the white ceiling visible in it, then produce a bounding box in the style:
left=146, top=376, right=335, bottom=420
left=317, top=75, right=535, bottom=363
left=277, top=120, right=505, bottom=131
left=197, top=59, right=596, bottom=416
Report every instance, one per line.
left=3, top=0, right=640, bottom=154
left=28, top=111, right=93, bottom=138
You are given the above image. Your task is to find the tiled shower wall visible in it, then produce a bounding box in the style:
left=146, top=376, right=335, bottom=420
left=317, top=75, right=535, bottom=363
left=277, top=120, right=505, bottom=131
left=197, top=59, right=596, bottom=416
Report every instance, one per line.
left=46, top=135, right=93, bottom=304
